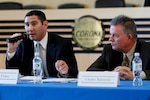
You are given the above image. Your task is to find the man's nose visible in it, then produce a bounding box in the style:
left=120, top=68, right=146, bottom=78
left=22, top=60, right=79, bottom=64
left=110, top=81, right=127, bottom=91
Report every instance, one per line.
left=109, top=35, right=113, bottom=41
left=28, top=24, right=34, bottom=31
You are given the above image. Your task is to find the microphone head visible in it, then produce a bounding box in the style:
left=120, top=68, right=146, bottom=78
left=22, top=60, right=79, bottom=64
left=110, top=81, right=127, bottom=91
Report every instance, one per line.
left=22, top=33, right=29, bottom=40
left=6, top=33, right=29, bottom=43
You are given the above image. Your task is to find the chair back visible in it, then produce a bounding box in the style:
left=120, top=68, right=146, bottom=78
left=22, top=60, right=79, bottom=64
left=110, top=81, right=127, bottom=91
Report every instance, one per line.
left=0, top=2, right=22, bottom=9
left=95, top=0, right=125, bottom=8
left=23, top=5, right=46, bottom=9
left=144, top=0, right=150, bottom=6
left=58, top=3, right=85, bottom=9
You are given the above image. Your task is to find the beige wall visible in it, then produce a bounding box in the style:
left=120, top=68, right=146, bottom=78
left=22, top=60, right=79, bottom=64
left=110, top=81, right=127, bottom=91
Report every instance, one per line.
left=0, top=0, right=95, bottom=8
left=125, top=0, right=145, bottom=6
left=0, top=0, right=145, bottom=8
left=75, top=54, right=100, bottom=71
left=0, top=54, right=6, bottom=69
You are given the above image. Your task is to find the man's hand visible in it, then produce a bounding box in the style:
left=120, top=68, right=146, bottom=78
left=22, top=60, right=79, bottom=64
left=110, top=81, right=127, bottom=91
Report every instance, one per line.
left=114, top=66, right=133, bottom=80
left=7, top=33, right=23, bottom=53
left=55, top=60, right=69, bottom=75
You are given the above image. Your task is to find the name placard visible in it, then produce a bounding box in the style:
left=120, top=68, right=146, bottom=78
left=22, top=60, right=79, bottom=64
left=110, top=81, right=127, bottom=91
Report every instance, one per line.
left=78, top=71, right=119, bottom=87
left=0, top=69, right=19, bottom=84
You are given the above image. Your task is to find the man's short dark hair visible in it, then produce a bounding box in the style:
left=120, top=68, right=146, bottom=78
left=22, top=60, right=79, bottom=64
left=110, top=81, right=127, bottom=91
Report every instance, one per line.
left=24, top=10, right=46, bottom=22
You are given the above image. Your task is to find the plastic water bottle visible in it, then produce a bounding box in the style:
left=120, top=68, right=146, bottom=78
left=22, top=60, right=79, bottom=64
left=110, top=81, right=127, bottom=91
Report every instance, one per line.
left=32, top=42, right=43, bottom=84
left=132, top=52, right=143, bottom=86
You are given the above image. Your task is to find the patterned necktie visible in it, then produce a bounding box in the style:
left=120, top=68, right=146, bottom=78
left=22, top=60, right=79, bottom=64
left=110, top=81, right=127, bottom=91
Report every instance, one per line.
left=122, top=55, right=129, bottom=67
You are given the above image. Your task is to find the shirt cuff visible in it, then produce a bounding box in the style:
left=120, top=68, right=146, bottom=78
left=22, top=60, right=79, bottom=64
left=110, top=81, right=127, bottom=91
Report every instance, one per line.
left=6, top=51, right=16, bottom=60
left=142, top=71, right=146, bottom=79
left=57, top=72, right=69, bottom=78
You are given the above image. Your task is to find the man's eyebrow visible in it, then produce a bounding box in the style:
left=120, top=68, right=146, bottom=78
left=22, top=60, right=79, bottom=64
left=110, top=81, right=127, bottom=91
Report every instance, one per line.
left=25, top=21, right=37, bottom=24
left=30, top=21, right=37, bottom=23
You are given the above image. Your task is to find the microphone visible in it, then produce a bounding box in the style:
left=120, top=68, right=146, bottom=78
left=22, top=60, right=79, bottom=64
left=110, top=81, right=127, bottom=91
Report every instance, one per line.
left=6, top=33, right=29, bottom=43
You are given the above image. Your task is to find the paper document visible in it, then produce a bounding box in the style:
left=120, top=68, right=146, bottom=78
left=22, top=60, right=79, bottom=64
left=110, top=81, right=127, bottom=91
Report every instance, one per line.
left=20, top=76, right=77, bottom=83
left=43, top=78, right=77, bottom=83
left=20, top=76, right=35, bottom=81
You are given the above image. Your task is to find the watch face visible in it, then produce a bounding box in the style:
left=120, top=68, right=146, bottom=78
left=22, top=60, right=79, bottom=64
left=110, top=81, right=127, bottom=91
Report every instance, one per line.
left=73, top=15, right=104, bottom=50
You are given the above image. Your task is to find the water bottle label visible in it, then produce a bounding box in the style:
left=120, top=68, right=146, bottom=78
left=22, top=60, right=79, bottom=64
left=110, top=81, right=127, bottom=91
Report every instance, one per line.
left=133, top=70, right=142, bottom=78
left=132, top=63, right=142, bottom=71
left=33, top=62, right=42, bottom=70
left=33, top=62, right=42, bottom=76
left=132, top=63, right=142, bottom=78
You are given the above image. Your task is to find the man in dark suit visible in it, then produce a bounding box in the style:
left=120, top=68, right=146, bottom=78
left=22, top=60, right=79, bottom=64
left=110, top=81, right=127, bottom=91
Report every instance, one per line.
left=6, top=10, right=78, bottom=78
left=87, top=15, right=150, bottom=80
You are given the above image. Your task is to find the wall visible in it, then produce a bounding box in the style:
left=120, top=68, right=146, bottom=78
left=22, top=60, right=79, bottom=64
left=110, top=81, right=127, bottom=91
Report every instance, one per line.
left=0, top=0, right=95, bottom=8
left=0, top=0, right=145, bottom=8
left=125, top=0, right=145, bottom=6
left=0, top=54, right=5, bottom=69
left=0, top=8, right=150, bottom=71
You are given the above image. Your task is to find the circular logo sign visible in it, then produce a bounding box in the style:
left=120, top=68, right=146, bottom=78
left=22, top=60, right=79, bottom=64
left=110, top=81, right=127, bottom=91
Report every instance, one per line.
left=73, top=15, right=104, bottom=50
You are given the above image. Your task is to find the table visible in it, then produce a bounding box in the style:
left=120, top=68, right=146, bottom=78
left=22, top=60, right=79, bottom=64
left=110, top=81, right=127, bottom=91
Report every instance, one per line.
left=0, top=80, right=150, bottom=100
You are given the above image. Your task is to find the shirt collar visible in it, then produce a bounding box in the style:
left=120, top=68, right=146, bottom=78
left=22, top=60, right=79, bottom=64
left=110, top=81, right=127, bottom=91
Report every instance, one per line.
left=122, top=42, right=137, bottom=67
left=34, top=32, right=48, bottom=49
left=125, top=41, right=137, bottom=57
left=123, top=41, right=137, bottom=62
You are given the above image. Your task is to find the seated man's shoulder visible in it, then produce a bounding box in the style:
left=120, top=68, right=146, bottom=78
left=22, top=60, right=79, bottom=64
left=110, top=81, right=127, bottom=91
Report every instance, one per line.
left=104, top=44, right=113, bottom=49
left=140, top=40, right=150, bottom=46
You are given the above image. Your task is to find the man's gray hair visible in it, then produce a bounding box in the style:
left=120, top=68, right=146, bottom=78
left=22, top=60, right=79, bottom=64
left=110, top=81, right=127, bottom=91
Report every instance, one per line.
left=110, top=15, right=137, bottom=39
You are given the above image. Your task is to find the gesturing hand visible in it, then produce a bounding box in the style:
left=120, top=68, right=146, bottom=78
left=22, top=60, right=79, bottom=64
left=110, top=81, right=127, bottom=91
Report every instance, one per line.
left=55, top=60, right=69, bottom=75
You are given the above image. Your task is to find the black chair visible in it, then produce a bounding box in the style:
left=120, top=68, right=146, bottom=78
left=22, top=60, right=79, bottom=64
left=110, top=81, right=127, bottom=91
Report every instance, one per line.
left=95, top=0, right=125, bottom=8
left=58, top=3, right=85, bottom=9
left=23, top=5, right=46, bottom=9
left=0, top=2, right=23, bottom=10
left=144, top=0, right=150, bottom=6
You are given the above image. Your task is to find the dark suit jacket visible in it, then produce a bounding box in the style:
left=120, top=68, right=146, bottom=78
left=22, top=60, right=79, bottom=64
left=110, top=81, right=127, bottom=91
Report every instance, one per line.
left=87, top=40, right=150, bottom=79
left=6, top=33, right=78, bottom=78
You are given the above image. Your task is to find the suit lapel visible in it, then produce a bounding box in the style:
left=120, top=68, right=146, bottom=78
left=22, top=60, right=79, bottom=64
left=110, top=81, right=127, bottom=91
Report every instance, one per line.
left=46, top=33, right=57, bottom=75
left=112, top=51, right=123, bottom=68
left=134, top=40, right=142, bottom=54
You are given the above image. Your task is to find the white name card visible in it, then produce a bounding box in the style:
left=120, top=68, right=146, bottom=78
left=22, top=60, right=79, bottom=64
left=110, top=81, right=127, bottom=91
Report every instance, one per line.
left=78, top=71, right=119, bottom=87
left=0, top=69, right=19, bottom=84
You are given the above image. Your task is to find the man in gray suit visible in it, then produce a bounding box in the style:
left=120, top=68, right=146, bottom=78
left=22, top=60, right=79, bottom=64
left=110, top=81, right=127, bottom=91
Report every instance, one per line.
left=87, top=15, right=150, bottom=80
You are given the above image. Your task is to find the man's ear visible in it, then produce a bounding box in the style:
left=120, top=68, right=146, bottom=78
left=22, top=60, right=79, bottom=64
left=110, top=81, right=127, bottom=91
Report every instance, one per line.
left=127, top=33, right=133, bottom=40
left=43, top=20, right=48, bottom=28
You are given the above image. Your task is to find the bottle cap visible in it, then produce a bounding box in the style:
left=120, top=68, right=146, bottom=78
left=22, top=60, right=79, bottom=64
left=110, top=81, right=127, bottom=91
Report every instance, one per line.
left=134, top=52, right=140, bottom=56
left=34, top=52, right=40, bottom=56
